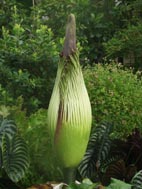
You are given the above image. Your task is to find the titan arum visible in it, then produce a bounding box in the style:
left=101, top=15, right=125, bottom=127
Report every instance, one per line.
left=47, top=14, right=92, bottom=183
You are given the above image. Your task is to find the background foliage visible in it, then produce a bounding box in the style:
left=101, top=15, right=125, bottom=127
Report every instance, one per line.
left=84, top=63, right=142, bottom=137
left=0, top=0, right=59, bottom=113
left=1, top=0, right=142, bottom=113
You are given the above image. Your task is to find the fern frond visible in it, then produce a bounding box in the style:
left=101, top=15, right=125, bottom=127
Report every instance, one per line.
left=131, top=170, right=142, bottom=189
left=94, top=122, right=113, bottom=141
left=101, top=159, right=126, bottom=185
left=0, top=155, right=2, bottom=170
left=100, top=155, right=122, bottom=173
left=97, top=139, right=111, bottom=165
left=2, top=134, right=29, bottom=183
left=0, top=118, right=17, bottom=145
left=78, top=148, right=96, bottom=178
left=78, top=122, right=113, bottom=178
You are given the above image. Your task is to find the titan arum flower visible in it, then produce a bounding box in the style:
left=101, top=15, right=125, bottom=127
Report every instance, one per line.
left=47, top=14, right=92, bottom=182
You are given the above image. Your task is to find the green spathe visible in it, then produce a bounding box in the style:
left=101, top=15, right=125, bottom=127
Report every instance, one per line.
left=47, top=14, right=92, bottom=168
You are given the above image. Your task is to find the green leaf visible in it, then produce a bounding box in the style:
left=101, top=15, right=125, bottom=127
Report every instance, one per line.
left=0, top=118, right=17, bottom=146
left=67, top=179, right=98, bottom=189
left=78, top=122, right=113, bottom=178
left=106, top=178, right=131, bottom=189
left=131, top=170, right=142, bottom=189
left=2, top=134, right=29, bottom=183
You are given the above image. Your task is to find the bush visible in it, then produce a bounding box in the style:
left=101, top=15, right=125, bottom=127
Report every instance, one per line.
left=23, top=109, right=63, bottom=183
left=104, top=23, right=142, bottom=69
left=0, top=7, right=59, bottom=113
left=83, top=63, right=142, bottom=138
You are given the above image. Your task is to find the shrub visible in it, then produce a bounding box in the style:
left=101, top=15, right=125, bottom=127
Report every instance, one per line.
left=83, top=63, right=142, bottom=138
left=104, top=23, right=142, bottom=69
left=0, top=5, right=59, bottom=113
left=24, top=109, right=63, bottom=183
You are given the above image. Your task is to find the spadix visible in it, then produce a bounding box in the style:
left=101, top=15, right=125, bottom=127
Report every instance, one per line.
left=47, top=14, right=92, bottom=168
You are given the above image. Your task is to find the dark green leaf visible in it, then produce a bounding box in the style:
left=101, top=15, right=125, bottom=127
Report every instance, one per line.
left=2, top=134, right=29, bottom=183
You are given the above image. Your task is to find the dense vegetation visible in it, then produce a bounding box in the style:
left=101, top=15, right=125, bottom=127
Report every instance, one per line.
left=0, top=0, right=142, bottom=188
left=1, top=0, right=142, bottom=113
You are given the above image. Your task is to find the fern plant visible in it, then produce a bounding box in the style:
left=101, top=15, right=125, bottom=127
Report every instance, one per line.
left=102, top=128, right=142, bottom=185
left=101, top=159, right=137, bottom=185
left=0, top=116, right=29, bottom=183
left=105, top=169, right=142, bottom=189
left=131, top=170, right=142, bottom=189
left=78, top=124, right=142, bottom=187
left=78, top=122, right=113, bottom=179
left=0, top=118, right=17, bottom=143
